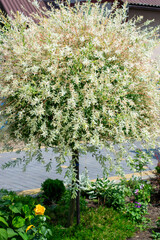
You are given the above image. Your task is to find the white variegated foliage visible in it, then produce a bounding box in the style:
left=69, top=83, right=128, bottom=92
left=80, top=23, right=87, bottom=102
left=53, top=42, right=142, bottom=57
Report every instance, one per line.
left=0, top=1, right=160, bottom=188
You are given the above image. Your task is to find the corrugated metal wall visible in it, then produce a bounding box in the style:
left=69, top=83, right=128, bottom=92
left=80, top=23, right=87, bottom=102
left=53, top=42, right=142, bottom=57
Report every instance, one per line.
left=0, top=0, right=123, bottom=17
left=123, top=0, right=160, bottom=7
left=0, top=0, right=47, bottom=17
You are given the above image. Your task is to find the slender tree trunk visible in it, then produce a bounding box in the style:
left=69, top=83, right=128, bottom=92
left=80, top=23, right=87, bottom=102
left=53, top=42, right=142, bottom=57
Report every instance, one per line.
left=67, top=149, right=80, bottom=226
left=67, top=197, right=76, bottom=227
left=75, top=150, right=80, bottom=225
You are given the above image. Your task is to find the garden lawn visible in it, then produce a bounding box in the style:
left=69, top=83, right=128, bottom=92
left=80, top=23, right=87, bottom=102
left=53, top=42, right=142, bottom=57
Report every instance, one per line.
left=50, top=206, right=136, bottom=240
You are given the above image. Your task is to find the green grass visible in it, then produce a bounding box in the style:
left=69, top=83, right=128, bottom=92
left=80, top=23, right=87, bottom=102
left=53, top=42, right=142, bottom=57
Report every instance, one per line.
left=50, top=206, right=136, bottom=240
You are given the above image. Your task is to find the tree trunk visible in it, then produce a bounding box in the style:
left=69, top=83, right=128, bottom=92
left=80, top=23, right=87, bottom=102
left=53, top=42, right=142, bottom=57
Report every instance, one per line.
left=75, top=150, right=80, bottom=225
left=67, top=149, right=80, bottom=226
left=67, top=197, right=76, bottom=227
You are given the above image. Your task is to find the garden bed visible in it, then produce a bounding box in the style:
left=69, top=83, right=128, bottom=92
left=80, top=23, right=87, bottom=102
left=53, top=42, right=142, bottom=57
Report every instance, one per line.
left=128, top=177, right=160, bottom=240
left=0, top=174, right=159, bottom=240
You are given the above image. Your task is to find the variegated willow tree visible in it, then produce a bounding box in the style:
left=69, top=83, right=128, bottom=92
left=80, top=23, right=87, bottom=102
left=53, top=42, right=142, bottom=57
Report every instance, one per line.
left=0, top=0, right=160, bottom=226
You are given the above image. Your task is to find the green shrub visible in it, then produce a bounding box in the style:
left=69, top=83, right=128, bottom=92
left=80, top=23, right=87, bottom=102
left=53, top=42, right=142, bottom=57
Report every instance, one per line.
left=41, top=179, right=65, bottom=203
left=0, top=189, right=52, bottom=240
left=119, top=177, right=152, bottom=225
left=155, top=166, right=160, bottom=174
left=120, top=177, right=152, bottom=203
left=103, top=186, right=126, bottom=210
left=124, top=201, right=149, bottom=223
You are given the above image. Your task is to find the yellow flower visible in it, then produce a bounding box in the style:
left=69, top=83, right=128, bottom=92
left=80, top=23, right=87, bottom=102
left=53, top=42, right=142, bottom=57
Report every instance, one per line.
left=34, top=204, right=46, bottom=215
left=26, top=225, right=35, bottom=232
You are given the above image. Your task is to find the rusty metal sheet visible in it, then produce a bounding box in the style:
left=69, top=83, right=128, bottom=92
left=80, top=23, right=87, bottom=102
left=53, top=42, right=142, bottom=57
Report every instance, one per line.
left=123, top=0, right=160, bottom=7
left=0, top=0, right=123, bottom=18
left=0, top=0, right=47, bottom=17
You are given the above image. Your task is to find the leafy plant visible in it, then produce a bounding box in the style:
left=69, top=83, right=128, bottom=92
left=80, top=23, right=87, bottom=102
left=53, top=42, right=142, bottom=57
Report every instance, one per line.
left=152, top=231, right=160, bottom=240
left=119, top=177, right=152, bottom=225
left=85, top=178, right=115, bottom=199
left=0, top=190, right=33, bottom=239
left=84, top=177, right=152, bottom=225
left=80, top=177, right=126, bottom=210
left=133, top=184, right=151, bottom=204
left=155, top=166, right=160, bottom=174
left=129, top=149, right=152, bottom=175
left=26, top=205, right=52, bottom=240
left=0, top=189, right=52, bottom=240
left=124, top=201, right=149, bottom=223
left=121, top=176, right=152, bottom=201
left=103, top=185, right=126, bottom=210
left=41, top=178, right=65, bottom=203
left=152, top=217, right=160, bottom=240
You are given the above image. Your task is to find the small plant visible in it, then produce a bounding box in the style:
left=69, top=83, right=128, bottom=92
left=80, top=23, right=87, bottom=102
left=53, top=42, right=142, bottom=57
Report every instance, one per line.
left=152, top=217, right=160, bottom=240
left=0, top=189, right=35, bottom=240
left=152, top=231, right=160, bottom=240
left=26, top=204, right=52, bottom=240
left=80, top=177, right=126, bottom=209
left=155, top=166, right=160, bottom=174
left=41, top=178, right=65, bottom=203
left=119, top=177, right=152, bottom=226
left=102, top=184, right=126, bottom=210
left=87, top=178, right=115, bottom=200
left=133, top=183, right=151, bottom=204
left=121, top=176, right=152, bottom=201
left=124, top=201, right=149, bottom=223
left=129, top=149, right=152, bottom=175
left=0, top=190, right=52, bottom=240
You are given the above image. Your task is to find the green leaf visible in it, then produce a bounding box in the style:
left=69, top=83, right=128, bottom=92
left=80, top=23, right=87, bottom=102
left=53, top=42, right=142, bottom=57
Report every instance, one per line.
left=48, top=229, right=52, bottom=236
left=7, top=228, right=18, bottom=238
left=0, top=217, right=8, bottom=227
left=0, top=229, right=8, bottom=240
left=9, top=203, right=22, bottom=214
left=41, top=226, right=47, bottom=235
left=18, top=232, right=28, bottom=240
left=22, top=205, right=30, bottom=217
left=0, top=212, right=4, bottom=216
left=28, top=215, right=34, bottom=222
left=12, top=216, right=25, bottom=228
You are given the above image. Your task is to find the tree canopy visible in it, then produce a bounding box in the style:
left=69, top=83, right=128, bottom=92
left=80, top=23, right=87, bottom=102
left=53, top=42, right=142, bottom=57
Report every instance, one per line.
left=0, top=1, right=160, bottom=179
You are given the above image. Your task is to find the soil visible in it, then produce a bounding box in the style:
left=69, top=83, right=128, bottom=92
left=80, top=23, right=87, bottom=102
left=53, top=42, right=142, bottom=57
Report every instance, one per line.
left=127, top=177, right=160, bottom=240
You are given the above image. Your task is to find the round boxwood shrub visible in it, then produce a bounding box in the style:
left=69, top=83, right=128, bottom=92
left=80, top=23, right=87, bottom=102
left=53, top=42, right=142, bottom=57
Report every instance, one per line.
left=41, top=178, right=65, bottom=203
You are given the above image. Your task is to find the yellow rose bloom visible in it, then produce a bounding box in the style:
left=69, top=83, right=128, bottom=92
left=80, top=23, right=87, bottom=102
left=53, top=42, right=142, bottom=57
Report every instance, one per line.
left=26, top=225, right=35, bottom=232
left=34, top=204, right=46, bottom=215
